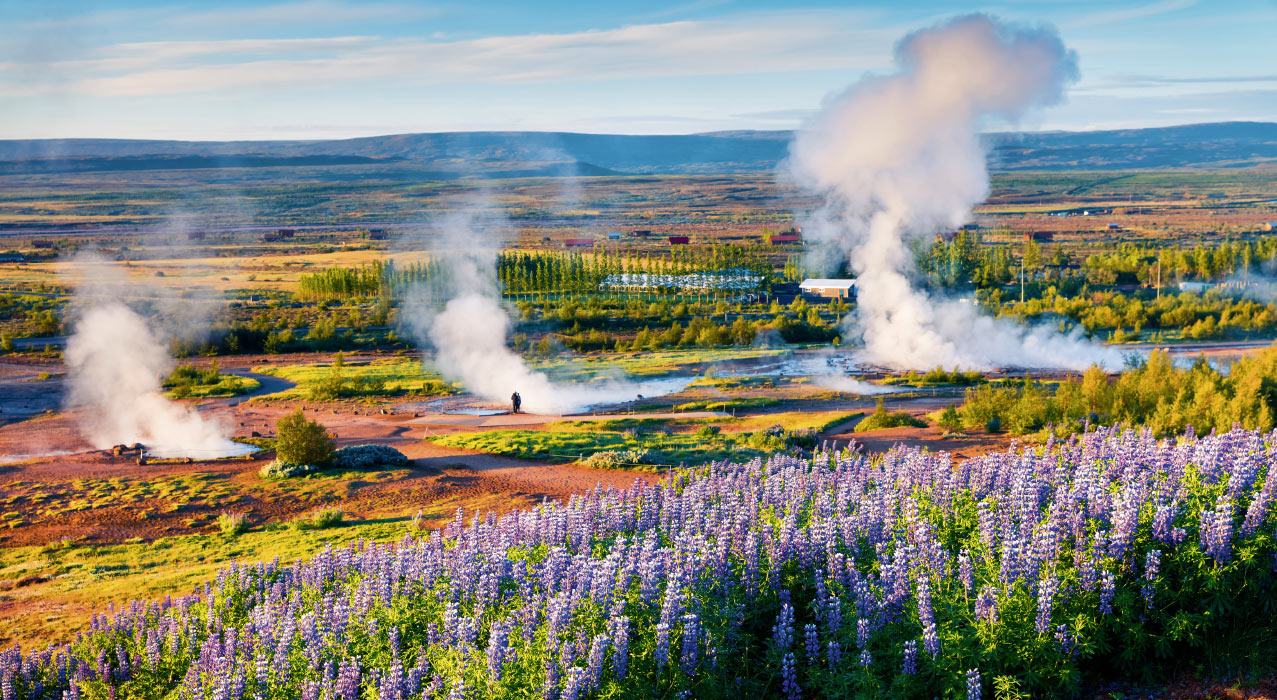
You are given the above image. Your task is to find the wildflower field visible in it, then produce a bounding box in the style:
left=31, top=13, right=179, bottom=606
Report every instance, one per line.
left=5, top=426, right=1277, bottom=699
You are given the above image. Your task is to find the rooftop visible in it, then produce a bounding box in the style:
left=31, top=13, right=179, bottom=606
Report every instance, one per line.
left=799, top=278, right=856, bottom=289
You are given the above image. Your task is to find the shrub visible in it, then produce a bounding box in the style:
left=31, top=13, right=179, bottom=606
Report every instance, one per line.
left=290, top=507, right=345, bottom=531
left=855, top=399, right=927, bottom=432
left=743, top=424, right=816, bottom=451
left=331, top=444, right=409, bottom=471
left=694, top=425, right=722, bottom=440
left=216, top=511, right=249, bottom=536
left=258, top=460, right=322, bottom=479
left=274, top=409, right=334, bottom=467
left=580, top=449, right=651, bottom=469
left=938, top=405, right=963, bottom=434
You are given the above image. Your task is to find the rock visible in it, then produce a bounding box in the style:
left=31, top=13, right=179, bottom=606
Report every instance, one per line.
left=251, top=431, right=262, bottom=438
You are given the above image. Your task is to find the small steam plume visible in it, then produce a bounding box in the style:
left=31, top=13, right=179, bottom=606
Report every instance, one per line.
left=402, top=205, right=685, bottom=414
left=789, top=14, right=1121, bottom=371
left=64, top=258, right=246, bottom=458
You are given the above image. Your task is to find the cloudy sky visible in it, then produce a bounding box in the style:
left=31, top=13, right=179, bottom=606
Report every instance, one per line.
left=0, top=0, right=1272, bottom=140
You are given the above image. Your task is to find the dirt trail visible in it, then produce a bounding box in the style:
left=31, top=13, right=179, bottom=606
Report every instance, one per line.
left=408, top=410, right=728, bottom=428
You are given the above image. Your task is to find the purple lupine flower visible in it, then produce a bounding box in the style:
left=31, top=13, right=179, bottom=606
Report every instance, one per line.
left=1054, top=623, right=1074, bottom=657
left=680, top=614, right=701, bottom=677
left=974, top=586, right=999, bottom=624
left=1099, top=570, right=1116, bottom=615
left=1035, top=574, right=1057, bottom=634
left=609, top=616, right=630, bottom=680
left=780, top=652, right=800, bottom=700
left=858, top=649, right=872, bottom=668
left=917, top=579, right=939, bottom=658
left=654, top=623, right=671, bottom=669
left=559, top=668, right=585, bottom=700
left=803, top=624, right=819, bottom=666
left=1201, top=495, right=1235, bottom=563
left=1142, top=550, right=1161, bottom=608
left=486, top=619, right=510, bottom=681
left=826, top=641, right=841, bottom=670
left=901, top=640, right=917, bottom=675
left=965, top=668, right=981, bottom=700
left=856, top=617, right=870, bottom=649
left=772, top=603, right=795, bottom=652
left=585, top=634, right=609, bottom=692
left=958, top=550, right=974, bottom=594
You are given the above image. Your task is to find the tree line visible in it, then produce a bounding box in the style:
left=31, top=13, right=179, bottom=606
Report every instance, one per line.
left=295, top=246, right=777, bottom=301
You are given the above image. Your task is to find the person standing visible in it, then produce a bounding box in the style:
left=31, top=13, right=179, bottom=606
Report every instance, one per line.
left=511, top=391, right=522, bottom=414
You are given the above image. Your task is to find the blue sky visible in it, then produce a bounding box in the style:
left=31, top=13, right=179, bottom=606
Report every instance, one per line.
left=0, top=0, right=1272, bottom=140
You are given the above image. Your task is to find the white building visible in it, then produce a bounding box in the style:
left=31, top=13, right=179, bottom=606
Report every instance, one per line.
left=799, top=279, right=856, bottom=299
left=1178, top=281, right=1216, bottom=294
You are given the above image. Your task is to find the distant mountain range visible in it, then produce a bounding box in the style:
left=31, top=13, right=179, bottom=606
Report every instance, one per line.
left=1, top=122, right=1274, bottom=176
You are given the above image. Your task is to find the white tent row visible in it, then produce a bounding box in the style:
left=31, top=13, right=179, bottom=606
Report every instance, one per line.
left=600, top=269, right=764, bottom=292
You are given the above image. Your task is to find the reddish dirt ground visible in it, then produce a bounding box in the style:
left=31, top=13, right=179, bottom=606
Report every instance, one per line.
left=0, top=352, right=1012, bottom=550
left=0, top=398, right=658, bottom=548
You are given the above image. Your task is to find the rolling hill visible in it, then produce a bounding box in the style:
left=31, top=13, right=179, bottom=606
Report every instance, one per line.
left=0, top=122, right=1273, bottom=176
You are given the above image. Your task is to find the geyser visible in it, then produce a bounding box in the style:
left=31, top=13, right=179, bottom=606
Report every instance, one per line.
left=789, top=14, right=1121, bottom=371
left=64, top=265, right=249, bottom=459
left=403, top=211, right=687, bottom=414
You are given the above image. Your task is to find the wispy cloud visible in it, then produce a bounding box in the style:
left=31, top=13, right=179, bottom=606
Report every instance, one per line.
left=627, top=0, right=738, bottom=23
left=164, top=1, right=444, bottom=28
left=1061, top=0, right=1196, bottom=29
left=0, top=10, right=896, bottom=98
left=1107, top=74, right=1277, bottom=87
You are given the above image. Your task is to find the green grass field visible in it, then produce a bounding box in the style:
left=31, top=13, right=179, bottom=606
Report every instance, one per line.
left=165, top=375, right=260, bottom=399
left=431, top=410, right=860, bottom=468
left=252, top=357, right=457, bottom=400
left=529, top=347, right=788, bottom=381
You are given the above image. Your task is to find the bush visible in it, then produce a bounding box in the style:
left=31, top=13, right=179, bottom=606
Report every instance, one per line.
left=259, top=460, right=322, bottom=479
left=290, top=507, right=345, bottom=531
left=331, top=444, right=409, bottom=471
left=580, top=449, right=651, bottom=469
left=216, top=511, right=249, bottom=536
left=743, top=424, right=817, bottom=451
left=694, top=425, right=722, bottom=440
left=938, top=405, right=963, bottom=434
left=855, top=399, right=927, bottom=432
left=274, top=409, right=334, bottom=467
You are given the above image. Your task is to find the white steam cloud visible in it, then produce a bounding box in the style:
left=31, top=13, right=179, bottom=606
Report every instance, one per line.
left=403, top=208, right=686, bottom=414
left=64, top=260, right=248, bottom=458
left=789, top=14, right=1121, bottom=371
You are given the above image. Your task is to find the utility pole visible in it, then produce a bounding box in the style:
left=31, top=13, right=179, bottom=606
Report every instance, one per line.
left=1020, top=259, right=1025, bottom=303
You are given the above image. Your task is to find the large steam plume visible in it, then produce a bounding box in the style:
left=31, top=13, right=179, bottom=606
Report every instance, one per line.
left=403, top=208, right=685, bottom=414
left=789, top=14, right=1121, bottom=371
left=64, top=259, right=246, bottom=458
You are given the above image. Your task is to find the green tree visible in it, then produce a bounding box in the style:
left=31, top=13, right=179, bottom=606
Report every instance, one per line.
left=275, top=409, right=334, bottom=466
left=938, top=405, right=963, bottom=434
